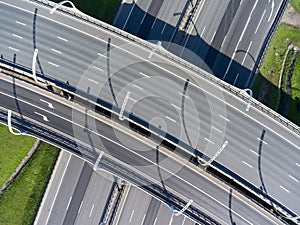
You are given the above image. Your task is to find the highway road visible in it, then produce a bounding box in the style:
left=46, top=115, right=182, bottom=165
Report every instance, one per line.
left=36, top=151, right=195, bottom=225
left=0, top=71, right=285, bottom=225
left=114, top=0, right=287, bottom=88
left=0, top=0, right=299, bottom=219
left=35, top=151, right=116, bottom=225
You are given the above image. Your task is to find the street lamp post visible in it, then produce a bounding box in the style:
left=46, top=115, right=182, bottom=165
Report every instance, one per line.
left=50, top=1, right=79, bottom=14
left=201, top=141, right=228, bottom=167
left=242, top=89, right=253, bottom=111
left=7, top=110, right=23, bottom=136
left=32, top=48, right=39, bottom=83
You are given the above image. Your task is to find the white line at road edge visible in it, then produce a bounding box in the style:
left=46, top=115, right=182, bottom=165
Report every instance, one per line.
left=45, top=153, right=71, bottom=224
left=66, top=196, right=72, bottom=210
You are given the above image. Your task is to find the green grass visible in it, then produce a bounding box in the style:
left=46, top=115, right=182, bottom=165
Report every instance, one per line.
left=0, top=124, right=35, bottom=187
left=288, top=54, right=300, bottom=124
left=291, top=0, right=300, bottom=13
left=0, top=142, right=60, bottom=225
left=253, top=23, right=300, bottom=125
left=53, top=0, right=121, bottom=24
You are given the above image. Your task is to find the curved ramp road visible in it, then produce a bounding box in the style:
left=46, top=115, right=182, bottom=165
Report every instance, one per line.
left=0, top=0, right=299, bottom=218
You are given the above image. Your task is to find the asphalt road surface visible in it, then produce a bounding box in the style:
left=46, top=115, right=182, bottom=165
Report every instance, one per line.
left=0, top=0, right=299, bottom=219
left=0, top=71, right=286, bottom=225
left=114, top=0, right=286, bottom=88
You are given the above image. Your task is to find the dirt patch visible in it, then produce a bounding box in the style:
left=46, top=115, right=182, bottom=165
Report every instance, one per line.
left=281, top=3, right=300, bottom=28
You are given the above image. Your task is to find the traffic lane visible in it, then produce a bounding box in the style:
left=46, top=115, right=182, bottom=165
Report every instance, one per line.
left=116, top=186, right=152, bottom=225
left=164, top=165, right=283, bottom=225
left=218, top=111, right=300, bottom=214
left=147, top=0, right=186, bottom=42
left=113, top=1, right=136, bottom=29
left=121, top=1, right=150, bottom=35
left=47, top=156, right=85, bottom=225
left=74, top=170, right=115, bottom=225
left=155, top=203, right=173, bottom=225
left=0, top=77, right=73, bottom=120
left=34, top=151, right=70, bottom=225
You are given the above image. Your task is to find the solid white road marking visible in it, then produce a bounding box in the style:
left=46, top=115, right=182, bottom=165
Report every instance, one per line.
left=153, top=217, right=157, bottom=225
left=89, top=204, right=94, bottom=218
left=280, top=185, right=290, bottom=193
left=133, top=84, right=143, bottom=90
left=34, top=111, right=49, bottom=121
left=212, top=126, right=222, bottom=133
left=78, top=201, right=83, bottom=214
left=66, top=196, right=72, bottom=210
left=255, top=9, right=266, bottom=34
left=51, top=48, right=62, bottom=54
left=57, top=36, right=68, bottom=42
left=171, top=103, right=181, bottom=111
left=40, top=99, right=55, bottom=109
left=88, top=78, right=99, bottom=84
left=233, top=73, right=239, bottom=86
left=161, top=23, right=167, bottom=34
left=219, top=114, right=230, bottom=122
left=211, top=31, right=216, bottom=42
left=16, top=20, right=26, bottom=26
left=140, top=12, right=147, bottom=25
left=9, top=46, right=19, bottom=52
left=129, top=210, right=134, bottom=223
left=289, top=175, right=299, bottom=183
left=201, top=26, right=206, bottom=37
left=48, top=61, right=59, bottom=67
left=141, top=214, right=146, bottom=225
left=139, top=72, right=150, bottom=78
left=45, top=153, right=71, bottom=224
left=242, top=161, right=253, bottom=168
left=166, top=116, right=176, bottom=123
left=181, top=216, right=186, bottom=225
left=268, top=0, right=275, bottom=22
left=93, top=65, right=103, bottom=71
left=223, top=0, right=258, bottom=78
left=221, top=35, right=227, bottom=48
left=257, top=137, right=268, bottom=145
left=12, top=34, right=23, bottom=39
left=204, top=138, right=215, bottom=144
left=250, top=149, right=260, bottom=157
left=242, top=41, right=253, bottom=65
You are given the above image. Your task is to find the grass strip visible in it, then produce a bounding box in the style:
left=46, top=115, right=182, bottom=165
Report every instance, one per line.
left=0, top=124, right=35, bottom=187
left=253, top=23, right=300, bottom=125
left=0, top=142, right=60, bottom=225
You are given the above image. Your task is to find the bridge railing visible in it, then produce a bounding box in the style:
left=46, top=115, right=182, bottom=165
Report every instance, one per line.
left=31, top=0, right=299, bottom=135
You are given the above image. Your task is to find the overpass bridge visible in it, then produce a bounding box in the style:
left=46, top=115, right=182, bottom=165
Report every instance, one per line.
left=0, top=0, right=299, bottom=223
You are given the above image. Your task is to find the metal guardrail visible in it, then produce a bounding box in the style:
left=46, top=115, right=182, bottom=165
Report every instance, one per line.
left=0, top=109, right=220, bottom=225
left=30, top=0, right=299, bottom=135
